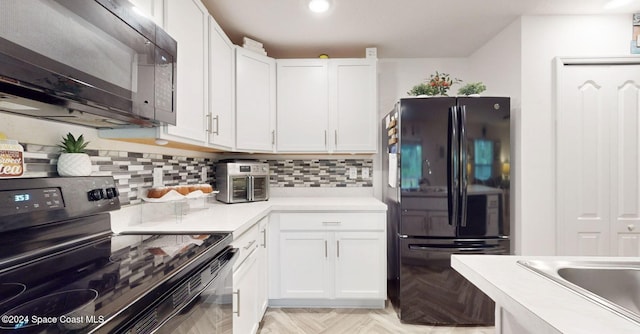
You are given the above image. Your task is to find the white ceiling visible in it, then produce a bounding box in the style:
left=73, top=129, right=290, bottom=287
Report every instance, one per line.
left=201, top=0, right=640, bottom=58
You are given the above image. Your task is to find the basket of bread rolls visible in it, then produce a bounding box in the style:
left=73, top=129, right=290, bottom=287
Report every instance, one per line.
left=143, top=184, right=215, bottom=202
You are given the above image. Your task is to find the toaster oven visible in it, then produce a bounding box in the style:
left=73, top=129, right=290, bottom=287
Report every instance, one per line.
left=216, top=161, right=269, bottom=203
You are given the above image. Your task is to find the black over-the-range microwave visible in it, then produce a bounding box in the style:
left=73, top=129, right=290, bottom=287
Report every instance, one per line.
left=0, top=0, right=177, bottom=128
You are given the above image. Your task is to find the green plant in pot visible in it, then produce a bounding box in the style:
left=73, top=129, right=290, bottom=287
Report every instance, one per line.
left=407, top=83, right=438, bottom=96
left=57, top=133, right=92, bottom=176
left=458, top=82, right=487, bottom=96
left=408, top=71, right=462, bottom=96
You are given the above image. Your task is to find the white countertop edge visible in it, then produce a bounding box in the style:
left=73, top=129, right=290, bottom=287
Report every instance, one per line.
left=451, top=255, right=640, bottom=334
left=111, top=196, right=387, bottom=237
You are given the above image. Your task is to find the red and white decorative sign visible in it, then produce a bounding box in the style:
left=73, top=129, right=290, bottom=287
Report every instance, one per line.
left=0, top=140, right=25, bottom=178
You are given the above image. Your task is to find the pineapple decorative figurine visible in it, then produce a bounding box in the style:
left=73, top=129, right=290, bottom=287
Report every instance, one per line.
left=57, top=133, right=92, bottom=176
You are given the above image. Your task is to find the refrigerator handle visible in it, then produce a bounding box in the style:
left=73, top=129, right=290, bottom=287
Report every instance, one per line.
left=408, top=244, right=507, bottom=254
left=460, top=105, right=469, bottom=227
left=248, top=176, right=253, bottom=201
left=448, top=106, right=459, bottom=227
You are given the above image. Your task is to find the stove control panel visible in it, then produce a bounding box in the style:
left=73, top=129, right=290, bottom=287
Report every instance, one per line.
left=0, top=187, right=63, bottom=215
left=0, top=177, right=121, bottom=232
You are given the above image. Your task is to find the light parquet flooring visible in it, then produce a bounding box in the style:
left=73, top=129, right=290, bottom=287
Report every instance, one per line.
left=257, top=302, right=495, bottom=334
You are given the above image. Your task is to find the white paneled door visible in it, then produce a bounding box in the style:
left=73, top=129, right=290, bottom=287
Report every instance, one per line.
left=557, top=60, right=640, bottom=256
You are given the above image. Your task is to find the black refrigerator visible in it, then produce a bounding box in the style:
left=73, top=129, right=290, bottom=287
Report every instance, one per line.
left=382, top=96, right=511, bottom=325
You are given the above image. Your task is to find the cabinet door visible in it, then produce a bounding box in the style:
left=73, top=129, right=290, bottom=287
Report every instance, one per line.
left=164, top=0, right=208, bottom=143
left=329, top=59, right=377, bottom=153
left=609, top=65, right=640, bottom=256
left=279, top=231, right=330, bottom=299
left=276, top=60, right=329, bottom=152
left=236, top=48, right=276, bottom=152
left=208, top=16, right=235, bottom=149
left=334, top=231, right=385, bottom=299
left=257, top=217, right=269, bottom=317
left=233, top=250, right=259, bottom=334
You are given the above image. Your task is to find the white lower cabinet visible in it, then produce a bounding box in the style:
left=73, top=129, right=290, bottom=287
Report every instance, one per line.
left=232, top=218, right=267, bottom=334
left=333, top=232, right=385, bottom=299
left=270, top=212, right=386, bottom=307
left=233, top=250, right=258, bottom=334
left=257, top=218, right=269, bottom=317
left=279, top=231, right=330, bottom=299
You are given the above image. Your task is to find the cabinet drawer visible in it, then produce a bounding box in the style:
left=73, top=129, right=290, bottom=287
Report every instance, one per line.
left=232, top=222, right=260, bottom=271
left=279, top=212, right=384, bottom=231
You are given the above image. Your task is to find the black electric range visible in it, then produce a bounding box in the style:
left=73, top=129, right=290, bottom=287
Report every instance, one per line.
left=0, top=177, right=234, bottom=334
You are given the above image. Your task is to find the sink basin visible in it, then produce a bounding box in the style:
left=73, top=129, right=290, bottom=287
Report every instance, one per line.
left=518, top=260, right=640, bottom=324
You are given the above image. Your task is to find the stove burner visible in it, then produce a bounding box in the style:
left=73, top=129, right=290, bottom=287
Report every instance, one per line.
left=0, top=283, right=26, bottom=306
left=0, top=289, right=98, bottom=330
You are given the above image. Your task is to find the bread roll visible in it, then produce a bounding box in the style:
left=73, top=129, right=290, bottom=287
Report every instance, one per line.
left=147, top=187, right=169, bottom=198
left=200, top=184, right=213, bottom=193
left=175, top=185, right=190, bottom=195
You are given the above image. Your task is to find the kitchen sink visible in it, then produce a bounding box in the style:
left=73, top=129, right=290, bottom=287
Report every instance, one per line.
left=517, top=259, right=640, bottom=324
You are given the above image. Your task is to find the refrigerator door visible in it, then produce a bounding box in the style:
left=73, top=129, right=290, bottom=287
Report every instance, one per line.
left=457, top=97, right=510, bottom=238
left=397, top=237, right=508, bottom=325
left=398, top=97, right=457, bottom=238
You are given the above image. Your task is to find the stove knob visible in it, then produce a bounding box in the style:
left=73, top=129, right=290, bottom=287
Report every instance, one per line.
left=88, top=189, right=104, bottom=201
left=105, top=187, right=116, bottom=199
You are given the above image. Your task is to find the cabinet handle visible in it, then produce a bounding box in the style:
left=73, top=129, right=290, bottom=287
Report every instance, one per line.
left=337, top=240, right=340, bottom=258
left=272, top=130, right=275, bottom=145
left=213, top=115, right=219, bottom=135
left=628, top=224, right=636, bottom=232
left=206, top=114, right=212, bottom=133
left=324, top=130, right=327, bottom=147
left=261, top=230, right=266, bottom=248
left=335, top=130, right=338, bottom=146
left=322, top=221, right=341, bottom=225
left=233, top=290, right=240, bottom=316
left=324, top=240, right=328, bottom=258
left=244, top=239, right=257, bottom=250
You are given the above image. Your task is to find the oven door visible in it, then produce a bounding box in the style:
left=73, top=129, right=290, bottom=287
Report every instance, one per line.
left=157, top=250, right=238, bottom=334
left=251, top=176, right=269, bottom=201
left=230, top=176, right=250, bottom=203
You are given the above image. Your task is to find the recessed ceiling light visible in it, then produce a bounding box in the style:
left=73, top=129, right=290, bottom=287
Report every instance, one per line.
left=604, top=0, right=634, bottom=9
left=308, top=0, right=330, bottom=13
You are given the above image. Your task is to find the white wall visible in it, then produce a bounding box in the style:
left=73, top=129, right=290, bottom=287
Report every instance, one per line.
left=466, top=19, right=523, bottom=254
left=519, top=14, right=631, bottom=255
left=0, top=113, right=216, bottom=158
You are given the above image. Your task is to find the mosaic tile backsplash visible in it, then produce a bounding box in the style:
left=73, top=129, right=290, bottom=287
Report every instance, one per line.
left=21, top=143, right=214, bottom=205
left=18, top=143, right=373, bottom=206
left=263, top=159, right=373, bottom=188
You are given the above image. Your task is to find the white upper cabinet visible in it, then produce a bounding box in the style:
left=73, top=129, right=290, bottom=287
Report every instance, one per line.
left=235, top=48, right=276, bottom=152
left=163, top=0, right=208, bottom=144
left=207, top=16, right=235, bottom=149
left=276, top=60, right=329, bottom=152
left=275, top=58, right=377, bottom=153
left=330, top=59, right=377, bottom=153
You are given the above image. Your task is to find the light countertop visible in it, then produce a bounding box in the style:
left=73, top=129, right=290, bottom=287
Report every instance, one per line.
left=451, top=255, right=640, bottom=334
left=110, top=196, right=386, bottom=238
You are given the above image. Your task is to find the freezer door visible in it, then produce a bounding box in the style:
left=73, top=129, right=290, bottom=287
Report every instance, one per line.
left=457, top=97, right=510, bottom=238
left=397, top=238, right=508, bottom=325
